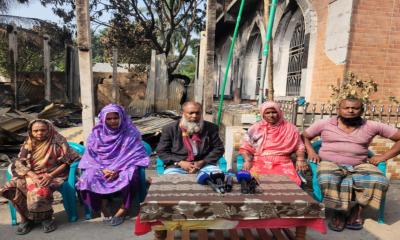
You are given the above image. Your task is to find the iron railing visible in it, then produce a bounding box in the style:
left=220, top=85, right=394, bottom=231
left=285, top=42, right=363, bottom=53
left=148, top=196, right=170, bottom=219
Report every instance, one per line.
left=278, top=100, right=400, bottom=131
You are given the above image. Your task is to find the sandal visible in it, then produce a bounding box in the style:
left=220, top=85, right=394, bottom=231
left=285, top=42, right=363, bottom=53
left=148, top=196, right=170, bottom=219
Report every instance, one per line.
left=345, top=219, right=363, bottom=230
left=102, top=216, right=112, bottom=224
left=16, top=221, right=33, bottom=235
left=328, top=212, right=346, bottom=232
left=108, top=216, right=125, bottom=226
left=42, top=219, right=57, bottom=233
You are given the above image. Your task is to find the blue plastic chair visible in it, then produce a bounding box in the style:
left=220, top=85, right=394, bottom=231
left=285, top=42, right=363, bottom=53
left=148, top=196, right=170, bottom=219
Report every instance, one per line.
left=6, top=142, right=88, bottom=225
left=309, top=140, right=387, bottom=224
left=156, top=157, right=227, bottom=175
left=136, top=141, right=152, bottom=203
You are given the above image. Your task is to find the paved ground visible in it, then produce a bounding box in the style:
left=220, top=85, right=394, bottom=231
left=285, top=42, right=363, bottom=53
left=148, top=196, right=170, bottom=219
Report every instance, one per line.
left=1, top=177, right=399, bottom=240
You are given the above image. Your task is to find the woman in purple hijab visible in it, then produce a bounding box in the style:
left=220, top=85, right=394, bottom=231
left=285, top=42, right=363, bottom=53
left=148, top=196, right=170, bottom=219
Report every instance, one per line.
left=76, top=104, right=149, bottom=226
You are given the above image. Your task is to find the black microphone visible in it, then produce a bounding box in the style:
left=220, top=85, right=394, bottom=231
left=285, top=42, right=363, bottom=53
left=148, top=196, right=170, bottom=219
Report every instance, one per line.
left=225, top=170, right=235, bottom=192
left=236, top=170, right=252, bottom=194
left=248, top=177, right=259, bottom=194
left=210, top=171, right=225, bottom=194
left=197, top=171, right=221, bottom=193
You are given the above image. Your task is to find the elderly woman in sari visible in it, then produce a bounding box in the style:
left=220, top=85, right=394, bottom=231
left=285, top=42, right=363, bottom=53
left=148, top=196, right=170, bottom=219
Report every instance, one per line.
left=239, top=101, right=308, bottom=184
left=0, top=119, right=80, bottom=235
left=76, top=104, right=149, bottom=226
left=239, top=101, right=309, bottom=239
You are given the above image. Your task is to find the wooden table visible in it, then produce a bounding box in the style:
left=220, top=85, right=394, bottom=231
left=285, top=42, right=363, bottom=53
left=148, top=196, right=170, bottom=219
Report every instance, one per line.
left=136, top=174, right=326, bottom=240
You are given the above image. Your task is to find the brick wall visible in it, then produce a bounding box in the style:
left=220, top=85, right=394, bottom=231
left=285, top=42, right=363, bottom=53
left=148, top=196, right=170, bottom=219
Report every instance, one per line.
left=309, top=0, right=400, bottom=103
left=309, top=1, right=346, bottom=102
left=369, top=136, right=400, bottom=179
left=346, top=0, right=400, bottom=103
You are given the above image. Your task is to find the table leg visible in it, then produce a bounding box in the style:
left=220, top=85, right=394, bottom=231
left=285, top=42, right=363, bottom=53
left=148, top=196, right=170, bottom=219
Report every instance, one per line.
left=181, top=230, right=190, bottom=240
left=166, top=231, right=174, bottom=240
left=154, top=230, right=167, bottom=240
left=295, top=227, right=307, bottom=240
left=198, top=229, right=208, bottom=240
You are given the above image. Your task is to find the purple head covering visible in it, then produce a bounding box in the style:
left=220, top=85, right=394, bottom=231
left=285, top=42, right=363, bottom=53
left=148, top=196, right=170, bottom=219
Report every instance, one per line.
left=76, top=104, right=149, bottom=194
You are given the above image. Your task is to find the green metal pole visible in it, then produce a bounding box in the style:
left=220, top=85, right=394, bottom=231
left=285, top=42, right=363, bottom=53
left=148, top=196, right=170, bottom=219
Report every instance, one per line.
left=217, top=0, right=246, bottom=127
left=258, top=0, right=278, bottom=104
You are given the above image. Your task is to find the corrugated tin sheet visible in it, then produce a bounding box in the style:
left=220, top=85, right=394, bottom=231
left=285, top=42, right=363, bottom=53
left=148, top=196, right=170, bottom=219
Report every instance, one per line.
left=133, top=117, right=175, bottom=136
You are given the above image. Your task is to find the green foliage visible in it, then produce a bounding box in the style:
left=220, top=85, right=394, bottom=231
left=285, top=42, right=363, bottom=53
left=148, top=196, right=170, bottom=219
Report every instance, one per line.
left=41, top=0, right=206, bottom=75
left=175, top=55, right=196, bottom=81
left=95, top=19, right=152, bottom=65
left=0, top=37, right=8, bottom=77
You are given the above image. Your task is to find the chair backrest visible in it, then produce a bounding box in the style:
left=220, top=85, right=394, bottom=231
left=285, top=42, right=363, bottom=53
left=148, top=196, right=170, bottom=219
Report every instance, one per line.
left=68, top=142, right=85, bottom=156
left=141, top=141, right=152, bottom=156
left=67, top=141, right=152, bottom=157
left=312, top=139, right=374, bottom=157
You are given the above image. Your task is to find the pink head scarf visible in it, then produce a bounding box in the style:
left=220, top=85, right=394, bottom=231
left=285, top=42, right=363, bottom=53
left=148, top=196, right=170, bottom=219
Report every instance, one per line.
left=239, top=101, right=304, bottom=157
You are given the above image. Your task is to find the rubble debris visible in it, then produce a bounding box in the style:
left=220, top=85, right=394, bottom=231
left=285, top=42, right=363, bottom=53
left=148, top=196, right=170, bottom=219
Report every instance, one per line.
left=0, top=107, right=29, bottom=132
left=0, top=117, right=29, bottom=133
left=0, top=153, right=11, bottom=168
left=38, top=103, right=81, bottom=120
left=133, top=115, right=177, bottom=150
left=0, top=127, right=25, bottom=145
left=0, top=83, right=14, bottom=107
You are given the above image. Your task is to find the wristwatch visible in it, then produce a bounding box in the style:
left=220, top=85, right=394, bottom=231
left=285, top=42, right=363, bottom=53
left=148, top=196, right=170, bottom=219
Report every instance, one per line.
left=174, top=161, right=181, bottom=167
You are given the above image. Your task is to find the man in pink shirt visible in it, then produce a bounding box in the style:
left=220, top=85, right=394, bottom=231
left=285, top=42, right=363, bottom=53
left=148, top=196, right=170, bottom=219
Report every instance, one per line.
left=303, top=98, right=400, bottom=232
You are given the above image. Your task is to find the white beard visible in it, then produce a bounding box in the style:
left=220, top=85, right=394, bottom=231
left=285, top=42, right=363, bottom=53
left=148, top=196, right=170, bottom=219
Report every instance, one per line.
left=181, top=117, right=203, bottom=135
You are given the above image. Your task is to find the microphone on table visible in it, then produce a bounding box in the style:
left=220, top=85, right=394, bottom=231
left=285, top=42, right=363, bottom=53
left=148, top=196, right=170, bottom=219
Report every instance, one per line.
left=248, top=173, right=260, bottom=194
left=236, top=170, right=252, bottom=194
left=196, top=171, right=222, bottom=194
left=210, top=171, right=225, bottom=194
left=224, top=170, right=235, bottom=192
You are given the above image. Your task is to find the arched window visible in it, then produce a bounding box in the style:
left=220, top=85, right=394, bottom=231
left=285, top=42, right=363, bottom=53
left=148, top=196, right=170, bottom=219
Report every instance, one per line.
left=286, top=16, right=305, bottom=96
left=241, top=27, right=262, bottom=100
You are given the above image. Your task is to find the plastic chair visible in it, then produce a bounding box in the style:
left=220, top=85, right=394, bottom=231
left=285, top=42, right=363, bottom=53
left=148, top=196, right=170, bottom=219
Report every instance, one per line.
left=6, top=142, right=87, bottom=225
left=308, top=140, right=387, bottom=224
left=156, top=157, right=227, bottom=175
left=136, top=141, right=152, bottom=203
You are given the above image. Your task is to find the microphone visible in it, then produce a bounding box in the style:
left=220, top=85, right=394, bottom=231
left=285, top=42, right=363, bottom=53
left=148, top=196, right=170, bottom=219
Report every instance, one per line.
left=210, top=171, right=225, bottom=194
left=196, top=171, right=221, bottom=193
left=224, top=170, right=235, bottom=192
left=236, top=170, right=252, bottom=194
left=248, top=175, right=260, bottom=194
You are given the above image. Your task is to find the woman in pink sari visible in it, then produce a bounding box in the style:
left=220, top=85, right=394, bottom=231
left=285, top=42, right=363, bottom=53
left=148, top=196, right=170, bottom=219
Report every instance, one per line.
left=239, top=101, right=309, bottom=239
left=239, top=101, right=308, bottom=186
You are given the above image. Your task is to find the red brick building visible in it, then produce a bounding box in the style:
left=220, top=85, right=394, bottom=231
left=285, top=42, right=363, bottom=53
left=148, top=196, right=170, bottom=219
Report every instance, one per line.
left=203, top=0, right=400, bottom=104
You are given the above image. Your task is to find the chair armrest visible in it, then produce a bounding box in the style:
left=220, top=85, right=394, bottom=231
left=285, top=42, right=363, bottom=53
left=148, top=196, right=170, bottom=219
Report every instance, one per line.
left=236, top=154, right=244, bottom=171
left=156, top=157, right=165, bottom=175
left=141, top=141, right=152, bottom=156
left=137, top=166, right=147, bottom=203
left=377, top=161, right=387, bottom=176
left=217, top=157, right=227, bottom=173
left=308, top=161, right=323, bottom=202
